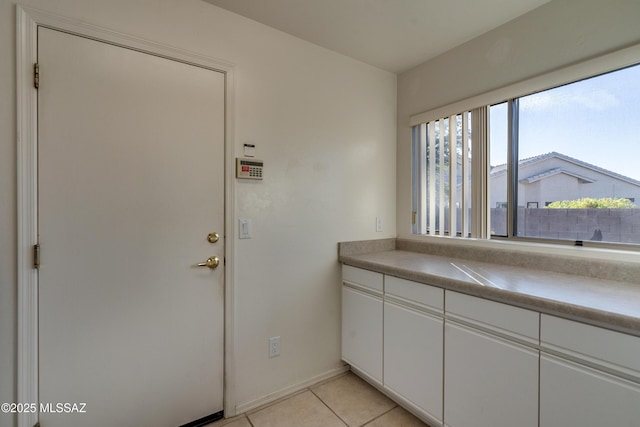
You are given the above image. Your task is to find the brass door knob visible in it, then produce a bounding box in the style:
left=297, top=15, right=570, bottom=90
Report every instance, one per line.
left=207, top=232, right=220, bottom=244
left=196, top=256, right=220, bottom=269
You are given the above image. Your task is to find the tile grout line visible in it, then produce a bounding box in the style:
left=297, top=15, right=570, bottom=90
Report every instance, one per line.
left=242, top=370, right=350, bottom=419
left=359, top=404, right=398, bottom=427
left=308, top=386, right=349, bottom=426
left=228, top=372, right=416, bottom=427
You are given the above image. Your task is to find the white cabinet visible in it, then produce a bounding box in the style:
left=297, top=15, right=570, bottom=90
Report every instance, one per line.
left=444, top=292, right=539, bottom=427
left=540, top=315, right=640, bottom=427
left=341, top=264, right=640, bottom=427
left=341, top=267, right=443, bottom=424
left=341, top=266, right=383, bottom=385
left=384, top=277, right=443, bottom=426
left=540, top=354, right=640, bottom=427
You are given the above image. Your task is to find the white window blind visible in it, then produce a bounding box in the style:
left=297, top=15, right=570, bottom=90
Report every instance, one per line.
left=414, top=111, right=474, bottom=237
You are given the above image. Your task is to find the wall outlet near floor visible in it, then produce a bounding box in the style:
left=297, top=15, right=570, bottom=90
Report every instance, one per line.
left=269, top=336, right=280, bottom=358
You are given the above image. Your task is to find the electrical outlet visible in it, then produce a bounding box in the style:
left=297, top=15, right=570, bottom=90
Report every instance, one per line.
left=269, top=336, right=280, bottom=358
left=376, top=216, right=383, bottom=232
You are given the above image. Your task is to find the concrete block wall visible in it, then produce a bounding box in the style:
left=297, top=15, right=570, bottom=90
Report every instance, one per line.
left=490, top=208, right=640, bottom=243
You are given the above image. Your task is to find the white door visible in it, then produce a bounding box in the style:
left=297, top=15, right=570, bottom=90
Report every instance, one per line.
left=37, top=27, right=225, bottom=427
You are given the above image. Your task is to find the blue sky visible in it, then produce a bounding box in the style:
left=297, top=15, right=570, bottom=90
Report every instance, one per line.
left=490, top=63, right=640, bottom=180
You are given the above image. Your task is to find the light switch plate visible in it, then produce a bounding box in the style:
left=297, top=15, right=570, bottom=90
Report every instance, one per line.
left=239, top=218, right=252, bottom=239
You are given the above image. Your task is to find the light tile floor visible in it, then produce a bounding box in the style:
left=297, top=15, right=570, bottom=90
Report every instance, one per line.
left=206, top=372, right=429, bottom=427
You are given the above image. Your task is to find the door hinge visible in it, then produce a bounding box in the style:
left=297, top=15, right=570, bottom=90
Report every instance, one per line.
left=33, top=244, right=40, bottom=269
left=411, top=211, right=417, bottom=225
left=34, top=63, right=40, bottom=89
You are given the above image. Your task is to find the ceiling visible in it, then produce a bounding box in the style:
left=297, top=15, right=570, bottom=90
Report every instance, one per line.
left=202, top=0, right=550, bottom=73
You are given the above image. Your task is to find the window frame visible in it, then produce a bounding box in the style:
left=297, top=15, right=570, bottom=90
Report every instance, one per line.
left=410, top=42, right=640, bottom=252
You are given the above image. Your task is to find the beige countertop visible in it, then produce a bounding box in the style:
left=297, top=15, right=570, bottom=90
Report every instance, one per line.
left=340, top=249, right=640, bottom=337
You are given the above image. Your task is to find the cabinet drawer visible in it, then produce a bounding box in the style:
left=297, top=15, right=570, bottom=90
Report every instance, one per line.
left=541, top=315, right=640, bottom=377
left=385, top=276, right=443, bottom=312
left=342, top=265, right=383, bottom=293
left=446, top=291, right=539, bottom=343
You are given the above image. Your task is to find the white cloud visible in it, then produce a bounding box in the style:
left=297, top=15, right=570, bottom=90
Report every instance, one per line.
left=520, top=86, right=620, bottom=113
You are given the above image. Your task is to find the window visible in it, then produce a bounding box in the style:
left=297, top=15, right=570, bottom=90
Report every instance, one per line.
left=413, top=57, right=640, bottom=248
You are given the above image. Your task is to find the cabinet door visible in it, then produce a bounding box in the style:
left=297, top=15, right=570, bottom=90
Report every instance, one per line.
left=444, top=323, right=538, bottom=427
left=342, top=286, right=383, bottom=384
left=384, top=301, right=443, bottom=423
left=540, top=354, right=640, bottom=427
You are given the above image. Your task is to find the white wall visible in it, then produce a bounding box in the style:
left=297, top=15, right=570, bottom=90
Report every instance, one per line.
left=397, top=0, right=640, bottom=237
left=0, top=0, right=397, bottom=424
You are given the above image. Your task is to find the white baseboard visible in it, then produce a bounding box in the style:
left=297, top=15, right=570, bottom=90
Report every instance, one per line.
left=382, top=383, right=443, bottom=427
left=235, top=364, right=350, bottom=414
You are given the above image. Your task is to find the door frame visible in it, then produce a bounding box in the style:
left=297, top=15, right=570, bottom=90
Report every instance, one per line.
left=16, top=6, right=237, bottom=427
